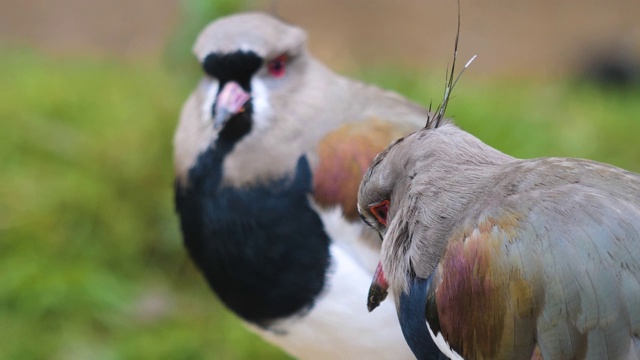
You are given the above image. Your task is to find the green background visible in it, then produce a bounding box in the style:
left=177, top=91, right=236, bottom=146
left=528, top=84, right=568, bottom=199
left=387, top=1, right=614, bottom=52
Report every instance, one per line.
left=1, top=1, right=639, bottom=359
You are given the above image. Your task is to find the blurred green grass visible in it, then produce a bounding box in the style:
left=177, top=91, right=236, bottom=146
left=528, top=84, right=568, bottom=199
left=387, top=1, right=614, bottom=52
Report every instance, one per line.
left=2, top=23, right=640, bottom=360
left=358, top=67, right=640, bottom=171
left=0, top=49, right=289, bottom=359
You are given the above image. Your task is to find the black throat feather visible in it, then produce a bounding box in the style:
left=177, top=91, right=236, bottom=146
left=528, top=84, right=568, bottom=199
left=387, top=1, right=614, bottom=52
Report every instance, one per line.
left=175, top=134, right=331, bottom=328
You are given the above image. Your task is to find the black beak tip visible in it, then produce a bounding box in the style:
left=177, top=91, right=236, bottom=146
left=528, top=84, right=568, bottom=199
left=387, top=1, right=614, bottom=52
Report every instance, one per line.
left=367, top=298, right=380, bottom=313
left=367, top=284, right=388, bottom=312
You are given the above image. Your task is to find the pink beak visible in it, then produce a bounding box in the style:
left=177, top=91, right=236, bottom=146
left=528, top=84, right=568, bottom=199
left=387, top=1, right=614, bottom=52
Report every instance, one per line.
left=214, top=81, right=251, bottom=130
left=367, top=261, right=389, bottom=312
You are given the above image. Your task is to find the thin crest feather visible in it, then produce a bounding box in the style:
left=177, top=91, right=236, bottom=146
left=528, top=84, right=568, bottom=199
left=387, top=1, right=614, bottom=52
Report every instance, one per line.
left=425, top=0, right=477, bottom=129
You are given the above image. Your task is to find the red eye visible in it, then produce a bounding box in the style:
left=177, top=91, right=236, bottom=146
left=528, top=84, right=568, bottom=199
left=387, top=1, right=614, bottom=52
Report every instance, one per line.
left=267, top=54, right=287, bottom=78
left=369, top=200, right=389, bottom=226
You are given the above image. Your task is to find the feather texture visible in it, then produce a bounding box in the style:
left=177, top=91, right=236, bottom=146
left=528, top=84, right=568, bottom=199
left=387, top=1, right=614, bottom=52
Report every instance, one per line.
left=174, top=12, right=431, bottom=359
left=359, top=123, right=640, bottom=359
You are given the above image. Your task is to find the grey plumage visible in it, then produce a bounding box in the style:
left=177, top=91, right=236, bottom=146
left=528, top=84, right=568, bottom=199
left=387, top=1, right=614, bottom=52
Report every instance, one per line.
left=174, top=12, right=431, bottom=359
left=175, top=13, right=427, bottom=188
left=359, top=121, right=640, bottom=359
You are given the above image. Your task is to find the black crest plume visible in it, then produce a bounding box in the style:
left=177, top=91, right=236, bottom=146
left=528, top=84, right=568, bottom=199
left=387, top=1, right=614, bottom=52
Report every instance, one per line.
left=425, top=0, right=477, bottom=129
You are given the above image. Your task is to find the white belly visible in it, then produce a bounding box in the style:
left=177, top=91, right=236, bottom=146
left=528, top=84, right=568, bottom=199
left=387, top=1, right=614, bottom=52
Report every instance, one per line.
left=251, top=244, right=414, bottom=360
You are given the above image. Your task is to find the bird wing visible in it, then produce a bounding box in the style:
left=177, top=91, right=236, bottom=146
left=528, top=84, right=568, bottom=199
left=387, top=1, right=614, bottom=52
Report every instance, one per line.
left=313, top=118, right=413, bottom=220
left=311, top=118, right=418, bottom=274
left=431, top=181, right=640, bottom=360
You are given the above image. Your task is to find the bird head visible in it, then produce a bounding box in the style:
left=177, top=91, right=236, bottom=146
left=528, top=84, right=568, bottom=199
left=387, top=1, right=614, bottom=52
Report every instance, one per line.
left=193, top=12, right=309, bottom=133
left=174, top=13, right=325, bottom=186
left=358, top=123, right=514, bottom=311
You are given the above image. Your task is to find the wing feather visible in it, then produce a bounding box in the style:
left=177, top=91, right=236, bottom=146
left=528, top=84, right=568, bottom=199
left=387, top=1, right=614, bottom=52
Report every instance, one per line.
left=312, top=118, right=413, bottom=220
left=434, top=179, right=640, bottom=359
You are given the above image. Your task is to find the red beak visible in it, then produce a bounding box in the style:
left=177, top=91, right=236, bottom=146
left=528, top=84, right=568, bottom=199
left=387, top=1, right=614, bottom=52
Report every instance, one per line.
left=367, top=261, right=389, bottom=312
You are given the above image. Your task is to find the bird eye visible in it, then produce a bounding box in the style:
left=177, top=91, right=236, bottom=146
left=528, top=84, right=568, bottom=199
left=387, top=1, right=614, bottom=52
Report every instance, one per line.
left=267, top=54, right=287, bottom=78
left=369, top=200, right=389, bottom=226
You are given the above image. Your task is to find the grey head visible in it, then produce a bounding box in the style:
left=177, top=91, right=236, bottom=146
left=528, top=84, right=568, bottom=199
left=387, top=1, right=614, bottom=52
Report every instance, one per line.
left=176, top=11, right=430, bottom=191
left=358, top=122, right=514, bottom=302
left=193, top=12, right=307, bottom=64
left=174, top=12, right=319, bottom=186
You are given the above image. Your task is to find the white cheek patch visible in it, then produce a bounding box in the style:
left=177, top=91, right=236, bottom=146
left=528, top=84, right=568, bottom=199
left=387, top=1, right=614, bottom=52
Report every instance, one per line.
left=199, top=76, right=272, bottom=129
left=200, top=80, right=219, bottom=123
left=250, top=77, right=273, bottom=130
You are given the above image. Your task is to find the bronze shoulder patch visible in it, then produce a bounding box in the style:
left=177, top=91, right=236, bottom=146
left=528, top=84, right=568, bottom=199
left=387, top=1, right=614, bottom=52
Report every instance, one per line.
left=313, top=119, right=408, bottom=220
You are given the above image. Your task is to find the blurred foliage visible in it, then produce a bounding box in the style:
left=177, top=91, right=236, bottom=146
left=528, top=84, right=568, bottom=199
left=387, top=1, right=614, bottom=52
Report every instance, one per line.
left=357, top=67, right=640, bottom=172
left=0, top=49, right=289, bottom=359
left=2, top=2, right=640, bottom=359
